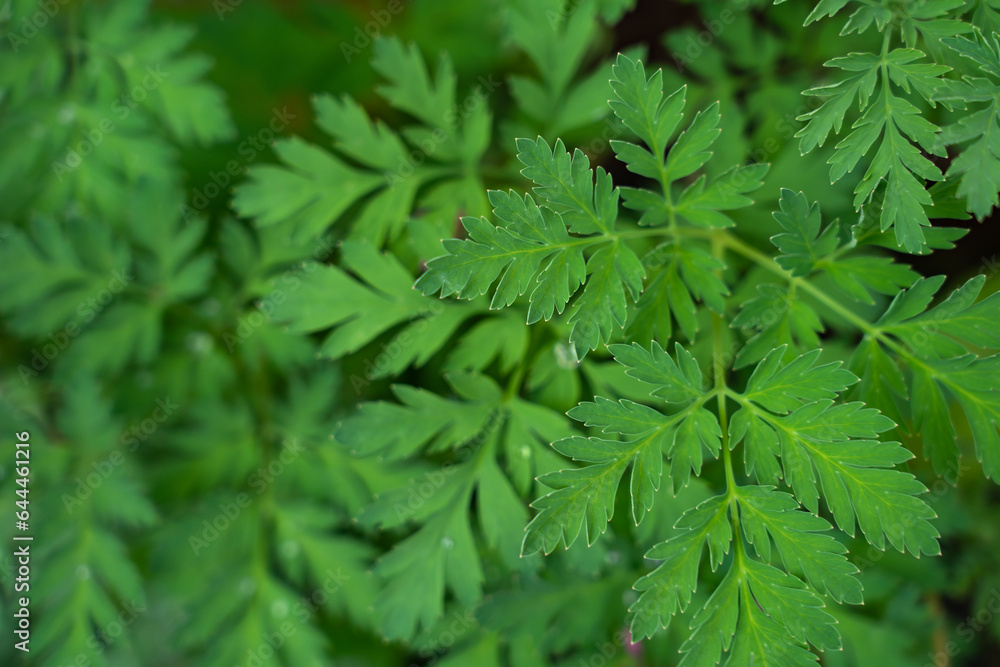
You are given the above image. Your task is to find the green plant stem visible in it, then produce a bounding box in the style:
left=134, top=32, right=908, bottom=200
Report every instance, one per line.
left=715, top=311, right=738, bottom=494
left=708, top=229, right=993, bottom=409
left=710, top=232, right=743, bottom=575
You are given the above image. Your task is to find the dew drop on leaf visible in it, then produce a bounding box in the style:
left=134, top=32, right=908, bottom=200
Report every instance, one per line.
left=554, top=341, right=579, bottom=369
left=57, top=105, right=76, bottom=125
left=271, top=599, right=289, bottom=619
left=186, top=331, right=214, bottom=355
left=200, top=298, right=221, bottom=316
left=281, top=540, right=300, bottom=559
left=239, top=577, right=256, bottom=596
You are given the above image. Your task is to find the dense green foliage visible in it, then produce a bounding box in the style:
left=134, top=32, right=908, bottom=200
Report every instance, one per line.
left=2, top=0, right=1000, bottom=665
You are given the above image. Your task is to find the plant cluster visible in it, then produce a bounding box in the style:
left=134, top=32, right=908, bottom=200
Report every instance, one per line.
left=1, top=0, right=999, bottom=665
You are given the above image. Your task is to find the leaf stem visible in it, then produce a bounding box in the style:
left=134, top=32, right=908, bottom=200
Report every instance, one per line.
left=715, top=312, right=737, bottom=494
left=684, top=229, right=995, bottom=449
left=710, top=233, right=742, bottom=558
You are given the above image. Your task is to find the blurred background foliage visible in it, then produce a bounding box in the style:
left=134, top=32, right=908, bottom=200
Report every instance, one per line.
left=0, top=0, right=998, bottom=665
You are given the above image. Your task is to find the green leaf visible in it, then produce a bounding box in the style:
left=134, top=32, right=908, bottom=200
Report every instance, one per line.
left=743, top=348, right=858, bottom=413
left=0, top=216, right=131, bottom=336
left=521, top=432, right=661, bottom=554
left=924, top=354, right=1000, bottom=481
left=233, top=137, right=384, bottom=240
left=516, top=136, right=617, bottom=235
left=445, top=312, right=530, bottom=373
left=676, top=562, right=741, bottom=666
left=848, top=336, right=908, bottom=427
left=565, top=240, right=645, bottom=356
left=631, top=242, right=729, bottom=343
left=822, top=255, right=920, bottom=305
left=336, top=375, right=501, bottom=460
left=418, top=150, right=645, bottom=356
left=798, top=47, right=951, bottom=252
left=372, top=499, right=483, bottom=639
left=939, top=31, right=1000, bottom=218
left=373, top=37, right=456, bottom=131
left=609, top=54, right=685, bottom=158
left=863, top=275, right=1000, bottom=479
left=607, top=341, right=707, bottom=403
left=766, top=405, right=936, bottom=554
left=732, top=286, right=824, bottom=369
left=733, top=351, right=940, bottom=556
left=771, top=189, right=839, bottom=276
left=273, top=240, right=483, bottom=375
left=611, top=54, right=765, bottom=229
left=629, top=495, right=732, bottom=639
left=664, top=101, right=722, bottom=181
left=90, top=7, right=235, bottom=145
left=675, top=164, right=770, bottom=229
left=736, top=486, right=862, bottom=604
left=880, top=275, right=1000, bottom=353
left=802, top=0, right=852, bottom=26
left=314, top=93, right=409, bottom=171
left=741, top=557, right=839, bottom=651
left=523, top=342, right=719, bottom=552
left=727, top=568, right=823, bottom=666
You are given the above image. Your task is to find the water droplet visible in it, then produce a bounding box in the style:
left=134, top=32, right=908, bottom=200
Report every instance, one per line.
left=271, top=599, right=289, bottom=619
left=185, top=331, right=214, bottom=355
left=554, top=341, right=579, bottom=369
left=57, top=105, right=76, bottom=125
left=75, top=564, right=91, bottom=581
left=441, top=537, right=454, bottom=550
left=239, top=577, right=256, bottom=596
left=200, top=298, right=221, bottom=317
